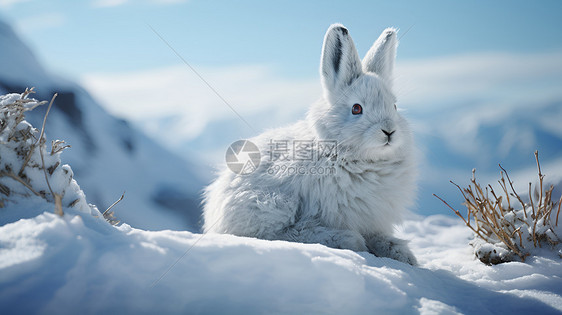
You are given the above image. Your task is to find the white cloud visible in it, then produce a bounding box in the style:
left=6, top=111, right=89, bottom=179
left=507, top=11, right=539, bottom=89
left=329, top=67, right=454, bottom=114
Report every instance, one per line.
left=82, top=64, right=320, bottom=145
left=0, top=0, right=30, bottom=8
left=92, top=0, right=128, bottom=8
left=150, top=0, right=188, bottom=3
left=91, top=0, right=187, bottom=8
left=14, top=12, right=64, bottom=34
left=395, top=51, right=562, bottom=110
left=82, top=51, right=562, bottom=163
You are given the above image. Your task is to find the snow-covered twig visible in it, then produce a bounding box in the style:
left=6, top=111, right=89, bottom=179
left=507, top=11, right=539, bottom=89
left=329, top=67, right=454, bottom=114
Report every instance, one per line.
left=36, top=93, right=64, bottom=215
left=0, top=170, right=41, bottom=197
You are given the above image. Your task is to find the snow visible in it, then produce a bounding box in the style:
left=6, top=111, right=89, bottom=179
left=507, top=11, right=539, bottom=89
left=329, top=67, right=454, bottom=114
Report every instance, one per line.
left=1, top=204, right=561, bottom=314
left=400, top=217, right=562, bottom=312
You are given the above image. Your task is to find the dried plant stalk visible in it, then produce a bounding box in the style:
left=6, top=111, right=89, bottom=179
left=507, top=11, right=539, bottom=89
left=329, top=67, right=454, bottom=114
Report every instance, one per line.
left=435, top=151, right=561, bottom=264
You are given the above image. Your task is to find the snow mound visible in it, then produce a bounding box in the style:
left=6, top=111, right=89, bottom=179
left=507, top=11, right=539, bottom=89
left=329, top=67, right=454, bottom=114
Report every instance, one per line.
left=0, top=206, right=561, bottom=313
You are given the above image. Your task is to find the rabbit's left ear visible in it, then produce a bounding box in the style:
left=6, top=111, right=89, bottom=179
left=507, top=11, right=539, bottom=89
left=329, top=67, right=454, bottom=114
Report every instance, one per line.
left=362, top=28, right=397, bottom=82
left=320, top=24, right=363, bottom=92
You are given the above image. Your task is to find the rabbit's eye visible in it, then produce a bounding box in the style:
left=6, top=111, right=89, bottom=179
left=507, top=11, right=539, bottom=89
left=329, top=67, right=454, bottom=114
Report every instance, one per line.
left=394, top=104, right=397, bottom=110
left=351, top=104, right=362, bottom=115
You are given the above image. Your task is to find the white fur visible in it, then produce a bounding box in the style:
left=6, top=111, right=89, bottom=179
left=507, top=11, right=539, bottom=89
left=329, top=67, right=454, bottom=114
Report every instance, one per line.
left=203, top=24, right=418, bottom=265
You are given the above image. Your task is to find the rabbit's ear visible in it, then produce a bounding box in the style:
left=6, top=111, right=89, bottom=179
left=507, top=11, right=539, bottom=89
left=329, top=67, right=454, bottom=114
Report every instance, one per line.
left=320, top=24, right=362, bottom=92
left=362, top=28, right=397, bottom=82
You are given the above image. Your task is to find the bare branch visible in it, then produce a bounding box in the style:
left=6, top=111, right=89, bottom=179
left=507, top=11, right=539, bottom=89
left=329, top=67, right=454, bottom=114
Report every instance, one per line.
left=555, top=196, right=562, bottom=226
left=103, top=192, right=125, bottom=217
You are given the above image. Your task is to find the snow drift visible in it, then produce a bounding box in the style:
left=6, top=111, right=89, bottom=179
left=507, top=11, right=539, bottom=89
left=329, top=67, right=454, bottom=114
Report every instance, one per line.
left=2, top=208, right=561, bottom=314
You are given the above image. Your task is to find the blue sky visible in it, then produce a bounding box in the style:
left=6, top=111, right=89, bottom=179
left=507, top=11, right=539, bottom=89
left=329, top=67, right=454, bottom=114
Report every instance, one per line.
left=2, top=0, right=562, bottom=80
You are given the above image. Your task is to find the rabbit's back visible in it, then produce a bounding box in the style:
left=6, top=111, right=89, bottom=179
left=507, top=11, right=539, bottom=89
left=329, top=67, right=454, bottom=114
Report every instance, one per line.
left=202, top=121, right=312, bottom=238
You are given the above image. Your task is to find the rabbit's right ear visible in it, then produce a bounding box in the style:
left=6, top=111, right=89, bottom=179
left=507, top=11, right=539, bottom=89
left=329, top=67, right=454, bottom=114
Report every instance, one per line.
left=320, top=24, right=362, bottom=93
left=362, top=28, right=397, bottom=82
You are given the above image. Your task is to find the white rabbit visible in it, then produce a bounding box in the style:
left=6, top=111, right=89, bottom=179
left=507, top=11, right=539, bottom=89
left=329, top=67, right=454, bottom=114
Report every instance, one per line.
left=203, top=24, right=417, bottom=265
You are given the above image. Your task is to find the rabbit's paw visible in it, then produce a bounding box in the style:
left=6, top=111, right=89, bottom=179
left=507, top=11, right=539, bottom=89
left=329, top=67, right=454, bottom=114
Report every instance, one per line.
left=330, top=229, right=368, bottom=252
left=366, top=235, right=417, bottom=266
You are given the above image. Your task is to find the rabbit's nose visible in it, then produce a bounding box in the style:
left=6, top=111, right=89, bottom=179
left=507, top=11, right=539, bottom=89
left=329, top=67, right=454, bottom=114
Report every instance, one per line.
left=382, top=129, right=395, bottom=141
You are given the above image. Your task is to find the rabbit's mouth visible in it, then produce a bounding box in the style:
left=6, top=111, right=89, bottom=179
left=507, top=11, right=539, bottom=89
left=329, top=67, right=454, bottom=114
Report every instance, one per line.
left=384, top=137, right=395, bottom=146
left=375, top=134, right=398, bottom=149
left=381, top=142, right=396, bottom=153
left=347, top=142, right=398, bottom=162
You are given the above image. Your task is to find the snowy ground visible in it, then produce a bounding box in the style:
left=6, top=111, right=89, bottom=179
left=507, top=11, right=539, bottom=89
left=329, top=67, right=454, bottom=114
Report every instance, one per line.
left=1, top=199, right=561, bottom=314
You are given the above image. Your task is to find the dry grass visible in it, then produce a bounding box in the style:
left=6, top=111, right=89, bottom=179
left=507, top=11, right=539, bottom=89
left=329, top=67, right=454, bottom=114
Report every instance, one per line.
left=435, top=151, right=561, bottom=264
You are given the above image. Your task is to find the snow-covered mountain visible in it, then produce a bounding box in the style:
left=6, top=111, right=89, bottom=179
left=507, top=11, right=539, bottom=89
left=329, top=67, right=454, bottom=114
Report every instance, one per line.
left=410, top=98, right=562, bottom=215
left=0, top=19, right=208, bottom=231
